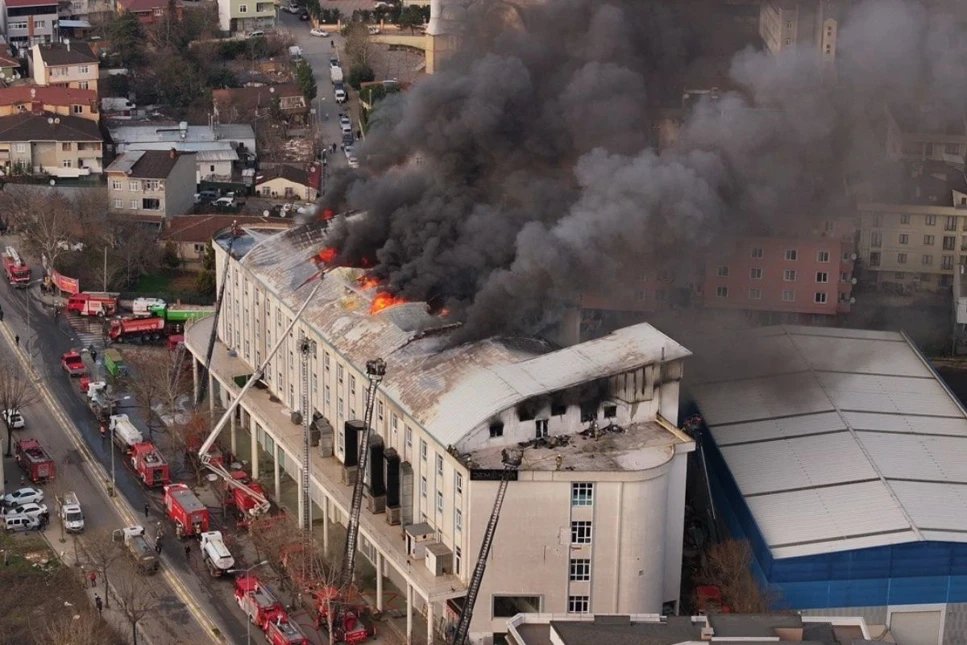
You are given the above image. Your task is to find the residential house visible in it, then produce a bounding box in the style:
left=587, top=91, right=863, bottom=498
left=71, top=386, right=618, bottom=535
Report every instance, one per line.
left=108, top=121, right=256, bottom=183
left=856, top=164, right=967, bottom=291
left=217, top=0, right=275, bottom=34
left=0, top=52, right=21, bottom=81
left=160, top=214, right=290, bottom=270
left=31, top=40, right=99, bottom=91
left=212, top=84, right=309, bottom=124
left=2, top=0, right=58, bottom=50
left=0, top=110, right=102, bottom=176
left=759, top=0, right=845, bottom=66
left=60, top=0, right=113, bottom=23
left=105, top=149, right=197, bottom=223
left=883, top=103, right=967, bottom=164
left=0, top=85, right=98, bottom=120
left=702, top=223, right=857, bottom=325
left=116, top=0, right=182, bottom=25
left=254, top=163, right=320, bottom=201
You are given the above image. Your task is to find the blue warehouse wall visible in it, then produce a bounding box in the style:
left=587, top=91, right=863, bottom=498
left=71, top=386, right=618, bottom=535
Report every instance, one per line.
left=698, top=427, right=967, bottom=609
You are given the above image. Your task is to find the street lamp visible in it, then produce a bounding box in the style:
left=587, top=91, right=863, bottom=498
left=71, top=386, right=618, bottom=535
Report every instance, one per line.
left=107, top=395, right=132, bottom=497
left=227, top=560, right=269, bottom=645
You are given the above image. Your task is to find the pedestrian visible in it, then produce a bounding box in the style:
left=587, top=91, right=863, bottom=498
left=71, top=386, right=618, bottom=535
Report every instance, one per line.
left=184, top=544, right=191, bottom=560
left=155, top=538, right=162, bottom=554
left=330, top=39, right=334, bottom=48
left=144, top=502, right=150, bottom=518
left=13, top=334, right=18, bottom=345
left=356, top=129, right=361, bottom=139
left=94, top=594, right=103, bottom=615
left=88, top=570, right=97, bottom=588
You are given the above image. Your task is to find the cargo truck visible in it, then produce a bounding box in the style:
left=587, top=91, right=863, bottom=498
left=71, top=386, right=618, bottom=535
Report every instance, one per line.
left=146, top=303, right=215, bottom=323
left=108, top=317, right=168, bottom=344
left=112, top=525, right=159, bottom=574
left=66, top=292, right=118, bottom=317
left=108, top=414, right=144, bottom=453
left=164, top=483, right=209, bottom=538
left=129, top=442, right=170, bottom=487
left=2, top=246, right=31, bottom=287
left=330, top=66, right=343, bottom=84
left=200, top=530, right=235, bottom=576
left=15, top=438, right=55, bottom=483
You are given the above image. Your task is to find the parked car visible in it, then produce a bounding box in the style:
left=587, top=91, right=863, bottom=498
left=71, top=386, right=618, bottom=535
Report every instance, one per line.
left=299, top=11, right=310, bottom=20
left=247, top=30, right=265, bottom=38
left=4, top=502, right=47, bottom=519
left=339, top=114, right=351, bottom=128
left=368, top=25, right=382, bottom=35
left=2, top=409, right=24, bottom=429
left=347, top=155, right=359, bottom=168
left=344, top=145, right=355, bottom=160
left=329, top=57, right=339, bottom=68
left=212, top=197, right=237, bottom=209
left=311, top=28, right=329, bottom=37
left=4, top=514, right=40, bottom=532
left=194, top=190, right=218, bottom=204
left=342, top=132, right=354, bottom=146
left=335, top=88, right=347, bottom=103
left=283, top=4, right=299, bottom=13
left=2, top=487, right=43, bottom=507
left=373, top=1, right=392, bottom=8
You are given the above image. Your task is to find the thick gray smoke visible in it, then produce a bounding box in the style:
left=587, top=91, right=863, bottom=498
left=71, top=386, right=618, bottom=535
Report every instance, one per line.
left=320, top=0, right=967, bottom=342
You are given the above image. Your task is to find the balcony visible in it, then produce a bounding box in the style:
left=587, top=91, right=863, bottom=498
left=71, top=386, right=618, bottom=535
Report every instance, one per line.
left=185, top=316, right=467, bottom=603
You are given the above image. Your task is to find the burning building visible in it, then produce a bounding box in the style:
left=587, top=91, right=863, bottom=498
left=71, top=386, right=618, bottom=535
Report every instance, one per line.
left=184, top=220, right=696, bottom=643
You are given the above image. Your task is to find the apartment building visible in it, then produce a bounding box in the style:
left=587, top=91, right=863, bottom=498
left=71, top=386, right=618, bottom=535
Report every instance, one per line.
left=184, top=220, right=696, bottom=644
left=0, top=85, right=98, bottom=120
left=759, top=0, right=844, bottom=65
left=212, top=84, right=309, bottom=124
left=116, top=0, right=182, bottom=25
left=31, top=40, right=99, bottom=91
left=857, top=169, right=967, bottom=292
left=2, top=0, right=58, bottom=50
left=0, top=110, right=102, bottom=176
left=883, top=103, right=967, bottom=164
left=703, top=224, right=857, bottom=324
left=105, top=149, right=196, bottom=224
left=217, top=0, right=275, bottom=35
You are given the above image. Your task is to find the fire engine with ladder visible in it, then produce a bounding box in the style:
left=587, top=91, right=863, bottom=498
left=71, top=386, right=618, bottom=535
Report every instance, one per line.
left=2, top=245, right=31, bottom=287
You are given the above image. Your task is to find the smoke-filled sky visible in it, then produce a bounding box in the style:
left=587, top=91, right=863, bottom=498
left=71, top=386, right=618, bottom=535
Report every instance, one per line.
left=320, top=0, right=967, bottom=342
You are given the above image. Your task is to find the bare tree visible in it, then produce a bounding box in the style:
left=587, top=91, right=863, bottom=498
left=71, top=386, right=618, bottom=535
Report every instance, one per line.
left=697, top=539, right=773, bottom=613
left=0, top=363, right=38, bottom=457
left=343, top=22, right=376, bottom=69
left=122, top=351, right=171, bottom=439
left=115, top=576, right=160, bottom=645
left=83, top=529, right=124, bottom=609
left=0, top=187, right=76, bottom=271
left=38, top=606, right=121, bottom=645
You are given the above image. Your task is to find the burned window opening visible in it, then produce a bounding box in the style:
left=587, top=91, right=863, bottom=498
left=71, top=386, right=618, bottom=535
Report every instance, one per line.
left=603, top=405, right=617, bottom=419
left=580, top=402, right=598, bottom=423
left=489, top=421, right=504, bottom=438
left=516, top=397, right=545, bottom=422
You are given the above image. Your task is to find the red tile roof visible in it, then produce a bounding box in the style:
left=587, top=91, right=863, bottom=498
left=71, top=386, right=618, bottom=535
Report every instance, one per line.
left=118, top=0, right=172, bottom=12
left=4, top=0, right=56, bottom=7
left=162, top=215, right=291, bottom=243
left=0, top=85, right=97, bottom=107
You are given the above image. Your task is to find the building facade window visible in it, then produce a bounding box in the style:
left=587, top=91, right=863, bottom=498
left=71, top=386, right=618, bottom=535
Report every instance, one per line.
left=923, top=254, right=934, bottom=266
left=112, top=198, right=122, bottom=208
left=751, top=247, right=763, bottom=258
left=436, top=454, right=443, bottom=476
left=436, top=490, right=443, bottom=512
left=454, top=546, right=461, bottom=575
left=782, top=290, right=795, bottom=302
left=110, top=179, right=121, bottom=191
left=535, top=419, right=548, bottom=438
left=926, top=215, right=937, bottom=226
left=783, top=269, right=796, bottom=281
left=420, top=476, right=427, bottom=498
left=900, top=214, right=911, bottom=224
left=570, top=521, right=592, bottom=544
left=817, top=251, right=829, bottom=262
left=567, top=596, right=590, bottom=614
left=420, top=439, right=427, bottom=461
left=454, top=508, right=462, bottom=532
left=569, top=559, right=591, bottom=582
left=571, top=482, right=593, bottom=506
left=816, top=272, right=828, bottom=283
left=869, top=252, right=881, bottom=267
left=943, top=255, right=954, bottom=270
left=948, top=216, right=959, bottom=231
left=748, top=288, right=761, bottom=300
left=870, top=232, right=882, bottom=247
left=785, top=249, right=797, bottom=261
left=715, top=286, right=728, bottom=298
left=898, top=253, right=907, bottom=264
left=455, top=472, right=463, bottom=495
left=815, top=292, right=827, bottom=304
left=923, top=234, right=934, bottom=245
left=750, top=267, right=762, bottom=279
left=716, top=265, right=729, bottom=277
left=405, top=425, right=412, bottom=446
left=944, top=236, right=956, bottom=250
left=899, top=234, right=910, bottom=245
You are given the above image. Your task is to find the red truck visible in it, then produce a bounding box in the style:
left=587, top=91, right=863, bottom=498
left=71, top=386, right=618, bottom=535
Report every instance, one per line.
left=130, top=442, right=170, bottom=487
left=61, top=350, right=87, bottom=376
left=234, top=575, right=286, bottom=630
left=264, top=615, right=310, bottom=645
left=66, top=292, right=118, bottom=317
left=221, top=468, right=269, bottom=524
left=108, top=317, right=169, bottom=344
left=303, top=589, right=375, bottom=643
left=15, top=438, right=55, bottom=482
left=2, top=246, right=31, bottom=287
left=163, top=483, right=209, bottom=538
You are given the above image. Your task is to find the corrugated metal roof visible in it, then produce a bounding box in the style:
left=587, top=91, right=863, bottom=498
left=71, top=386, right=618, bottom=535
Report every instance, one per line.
left=239, top=221, right=691, bottom=451
left=688, top=325, right=967, bottom=557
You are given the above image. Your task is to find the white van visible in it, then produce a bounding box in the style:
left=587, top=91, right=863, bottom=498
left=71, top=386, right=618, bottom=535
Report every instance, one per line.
left=131, top=297, right=165, bottom=318
left=5, top=513, right=40, bottom=532
left=61, top=492, right=84, bottom=533
left=289, top=45, right=303, bottom=61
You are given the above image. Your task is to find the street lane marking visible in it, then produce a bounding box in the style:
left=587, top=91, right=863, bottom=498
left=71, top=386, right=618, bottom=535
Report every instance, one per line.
left=0, top=322, right=225, bottom=643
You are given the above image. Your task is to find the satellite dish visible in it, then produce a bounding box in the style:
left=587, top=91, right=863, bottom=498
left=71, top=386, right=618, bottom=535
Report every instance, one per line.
left=47, top=117, right=53, bottom=124
left=850, top=253, right=858, bottom=260
left=54, top=118, right=60, bottom=124
left=849, top=297, right=856, bottom=304
left=851, top=277, right=857, bottom=285
left=49, top=179, right=55, bottom=186
left=263, top=209, right=270, bottom=217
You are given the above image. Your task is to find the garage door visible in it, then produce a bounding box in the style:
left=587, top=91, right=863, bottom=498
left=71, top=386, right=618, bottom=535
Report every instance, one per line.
left=890, top=609, right=942, bottom=645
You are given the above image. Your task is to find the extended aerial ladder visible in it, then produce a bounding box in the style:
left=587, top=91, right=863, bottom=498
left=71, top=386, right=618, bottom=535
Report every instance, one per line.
left=449, top=459, right=518, bottom=645
left=196, top=279, right=325, bottom=516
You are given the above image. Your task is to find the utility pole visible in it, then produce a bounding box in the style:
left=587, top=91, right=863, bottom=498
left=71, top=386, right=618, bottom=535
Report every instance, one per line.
left=102, top=247, right=107, bottom=291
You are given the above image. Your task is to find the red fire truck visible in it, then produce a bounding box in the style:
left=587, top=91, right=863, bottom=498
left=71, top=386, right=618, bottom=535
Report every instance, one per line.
left=221, top=468, right=269, bottom=525
left=163, top=483, right=209, bottom=538
left=130, top=442, right=170, bottom=487
left=108, top=317, right=170, bottom=344
left=2, top=246, right=30, bottom=287
left=264, top=615, right=310, bottom=645
left=234, top=574, right=286, bottom=630
left=15, top=438, right=55, bottom=482
left=66, top=292, right=118, bottom=317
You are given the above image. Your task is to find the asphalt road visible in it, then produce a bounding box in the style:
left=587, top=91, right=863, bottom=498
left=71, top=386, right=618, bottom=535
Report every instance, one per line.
left=0, top=265, right=252, bottom=644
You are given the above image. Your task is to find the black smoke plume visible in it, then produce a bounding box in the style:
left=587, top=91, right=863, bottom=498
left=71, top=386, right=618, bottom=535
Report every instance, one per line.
left=319, top=0, right=967, bottom=342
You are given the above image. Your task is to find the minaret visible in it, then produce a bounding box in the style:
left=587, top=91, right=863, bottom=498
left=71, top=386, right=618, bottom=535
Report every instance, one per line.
left=425, top=0, right=464, bottom=73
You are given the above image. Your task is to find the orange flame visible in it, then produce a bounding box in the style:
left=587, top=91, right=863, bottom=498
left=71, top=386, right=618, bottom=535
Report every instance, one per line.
left=358, top=275, right=381, bottom=290
left=369, top=291, right=407, bottom=314
left=315, top=247, right=338, bottom=264
left=439, top=307, right=450, bottom=317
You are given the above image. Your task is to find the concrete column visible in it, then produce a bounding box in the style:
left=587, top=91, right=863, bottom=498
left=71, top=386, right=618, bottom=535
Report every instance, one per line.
left=322, top=495, right=330, bottom=553
left=229, top=404, right=237, bottom=456
left=251, top=418, right=259, bottom=477
left=426, top=597, right=434, bottom=644
left=274, top=443, right=282, bottom=500
left=192, top=358, right=201, bottom=405
left=406, top=583, right=413, bottom=645
left=375, top=552, right=384, bottom=611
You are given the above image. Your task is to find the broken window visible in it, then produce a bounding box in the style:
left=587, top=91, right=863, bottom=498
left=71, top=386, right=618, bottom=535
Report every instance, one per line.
left=535, top=419, right=548, bottom=439
left=516, top=398, right=541, bottom=422
left=603, top=405, right=617, bottom=419
left=489, top=421, right=504, bottom=438
left=580, top=403, right=598, bottom=423
left=550, top=399, right=567, bottom=416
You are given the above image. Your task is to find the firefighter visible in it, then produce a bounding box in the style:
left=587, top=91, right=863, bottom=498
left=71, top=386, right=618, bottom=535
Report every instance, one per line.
left=155, top=537, right=163, bottom=554
left=94, top=594, right=103, bottom=615
left=99, top=423, right=106, bottom=438
left=88, top=570, right=97, bottom=588
left=0, top=304, right=4, bottom=321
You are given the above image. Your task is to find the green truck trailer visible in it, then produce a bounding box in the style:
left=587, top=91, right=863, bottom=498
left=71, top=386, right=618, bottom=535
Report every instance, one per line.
left=147, top=303, right=215, bottom=323
left=103, top=349, right=126, bottom=377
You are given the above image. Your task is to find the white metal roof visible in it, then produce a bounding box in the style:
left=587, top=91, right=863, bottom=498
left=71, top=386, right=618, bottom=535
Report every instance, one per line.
left=688, top=325, right=967, bottom=558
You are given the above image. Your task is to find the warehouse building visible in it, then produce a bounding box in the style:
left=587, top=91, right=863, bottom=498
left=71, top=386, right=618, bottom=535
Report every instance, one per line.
left=687, top=325, right=967, bottom=645
left=183, top=220, right=696, bottom=644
